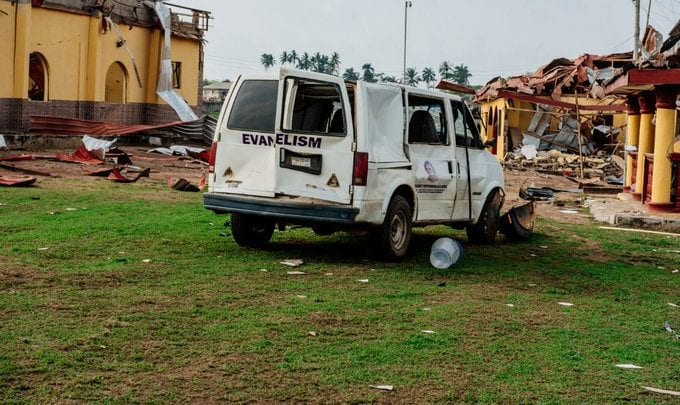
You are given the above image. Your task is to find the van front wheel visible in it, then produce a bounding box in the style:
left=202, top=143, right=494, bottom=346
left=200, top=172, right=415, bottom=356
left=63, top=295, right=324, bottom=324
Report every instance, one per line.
left=466, top=190, right=502, bottom=244
left=379, top=195, right=412, bottom=259
left=231, top=213, right=275, bottom=248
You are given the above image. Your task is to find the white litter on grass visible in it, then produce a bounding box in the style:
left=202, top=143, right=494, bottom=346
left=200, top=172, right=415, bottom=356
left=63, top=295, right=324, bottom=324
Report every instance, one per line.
left=558, top=302, right=575, bottom=307
left=37, top=247, right=49, bottom=251
left=119, top=251, right=125, bottom=254
left=324, top=273, right=333, bottom=276
left=668, top=303, right=679, bottom=308
left=280, top=259, right=304, bottom=267
left=421, top=330, right=435, bottom=334
left=358, top=279, right=369, bottom=283
left=506, top=304, right=515, bottom=307
left=641, top=386, right=680, bottom=396
left=259, top=269, right=267, bottom=272
left=308, top=331, right=318, bottom=337
left=142, top=259, right=151, bottom=263
left=370, top=385, right=394, bottom=391
left=672, top=270, right=679, bottom=274
left=530, top=254, right=537, bottom=257
left=559, top=209, right=579, bottom=214
left=615, top=364, right=642, bottom=369
left=296, top=295, right=306, bottom=299
left=528, top=283, right=538, bottom=287
left=540, top=245, right=548, bottom=249
left=286, top=271, right=306, bottom=275
left=658, top=266, right=666, bottom=270
left=666, top=250, right=680, bottom=254
left=422, top=307, right=432, bottom=311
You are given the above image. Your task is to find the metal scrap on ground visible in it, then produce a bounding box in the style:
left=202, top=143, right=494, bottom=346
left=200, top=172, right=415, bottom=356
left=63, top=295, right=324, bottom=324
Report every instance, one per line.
left=280, top=259, right=304, bottom=267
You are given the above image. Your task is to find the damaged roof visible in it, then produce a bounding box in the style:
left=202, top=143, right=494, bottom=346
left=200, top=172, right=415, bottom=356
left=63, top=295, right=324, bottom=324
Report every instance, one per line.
left=32, top=0, right=210, bottom=39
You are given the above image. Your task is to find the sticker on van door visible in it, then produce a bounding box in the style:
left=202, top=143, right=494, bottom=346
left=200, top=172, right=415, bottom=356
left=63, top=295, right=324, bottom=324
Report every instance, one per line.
left=242, top=133, right=322, bottom=149
left=415, top=160, right=449, bottom=194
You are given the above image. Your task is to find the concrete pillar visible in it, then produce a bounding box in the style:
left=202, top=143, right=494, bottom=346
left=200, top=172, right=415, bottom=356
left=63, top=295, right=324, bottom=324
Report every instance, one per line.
left=634, top=92, right=656, bottom=200
left=146, top=28, right=162, bottom=103
left=85, top=13, right=102, bottom=101
left=649, top=86, right=679, bottom=211
left=624, top=95, right=640, bottom=191
left=12, top=0, right=32, bottom=99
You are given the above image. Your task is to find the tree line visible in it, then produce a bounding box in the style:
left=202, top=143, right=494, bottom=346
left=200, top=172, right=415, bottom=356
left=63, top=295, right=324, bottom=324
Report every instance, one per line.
left=260, top=51, right=472, bottom=88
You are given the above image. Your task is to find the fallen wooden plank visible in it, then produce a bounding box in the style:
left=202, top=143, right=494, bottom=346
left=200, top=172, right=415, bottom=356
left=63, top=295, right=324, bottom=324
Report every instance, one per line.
left=0, top=162, right=51, bottom=177
left=598, top=226, right=680, bottom=237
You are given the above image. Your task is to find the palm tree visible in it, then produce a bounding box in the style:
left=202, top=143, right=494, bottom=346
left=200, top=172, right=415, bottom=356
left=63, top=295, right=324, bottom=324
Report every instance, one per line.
left=280, top=51, right=290, bottom=66
left=288, top=50, right=298, bottom=66
left=260, top=53, right=275, bottom=71
left=343, top=68, right=360, bottom=81
left=422, top=67, right=436, bottom=89
left=330, top=52, right=341, bottom=75
left=361, top=63, right=376, bottom=83
left=380, top=75, right=398, bottom=83
left=452, top=64, right=472, bottom=85
left=439, top=61, right=453, bottom=81
left=297, top=52, right=311, bottom=70
left=404, top=67, right=420, bottom=87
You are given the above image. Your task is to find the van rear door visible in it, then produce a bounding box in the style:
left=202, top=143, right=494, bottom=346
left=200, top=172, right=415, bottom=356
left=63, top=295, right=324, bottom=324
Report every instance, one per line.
left=274, top=69, right=354, bottom=204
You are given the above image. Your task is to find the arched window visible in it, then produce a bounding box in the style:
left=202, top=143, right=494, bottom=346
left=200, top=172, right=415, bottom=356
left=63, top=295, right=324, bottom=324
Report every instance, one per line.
left=28, top=52, right=48, bottom=101
left=105, top=62, right=128, bottom=103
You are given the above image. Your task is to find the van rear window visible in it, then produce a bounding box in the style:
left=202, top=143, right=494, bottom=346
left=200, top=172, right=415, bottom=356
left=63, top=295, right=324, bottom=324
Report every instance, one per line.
left=227, top=80, right=277, bottom=133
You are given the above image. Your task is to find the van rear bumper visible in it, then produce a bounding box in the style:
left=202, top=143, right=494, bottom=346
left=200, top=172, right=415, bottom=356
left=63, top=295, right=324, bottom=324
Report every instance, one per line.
left=203, top=193, right=359, bottom=224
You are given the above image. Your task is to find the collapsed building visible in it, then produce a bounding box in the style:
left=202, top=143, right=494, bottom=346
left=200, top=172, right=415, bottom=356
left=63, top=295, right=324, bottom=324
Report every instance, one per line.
left=0, top=0, right=210, bottom=133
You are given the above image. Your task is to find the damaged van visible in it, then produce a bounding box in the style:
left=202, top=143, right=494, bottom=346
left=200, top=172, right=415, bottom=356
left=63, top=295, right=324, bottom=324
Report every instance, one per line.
left=204, top=68, right=508, bottom=259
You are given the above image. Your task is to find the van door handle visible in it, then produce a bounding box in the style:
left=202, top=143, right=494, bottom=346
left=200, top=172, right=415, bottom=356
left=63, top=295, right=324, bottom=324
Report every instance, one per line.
left=447, top=161, right=453, bottom=174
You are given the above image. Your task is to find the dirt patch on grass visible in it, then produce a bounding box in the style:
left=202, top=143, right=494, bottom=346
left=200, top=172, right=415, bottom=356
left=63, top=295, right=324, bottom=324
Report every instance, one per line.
left=0, top=258, right=51, bottom=290
left=568, top=234, right=610, bottom=262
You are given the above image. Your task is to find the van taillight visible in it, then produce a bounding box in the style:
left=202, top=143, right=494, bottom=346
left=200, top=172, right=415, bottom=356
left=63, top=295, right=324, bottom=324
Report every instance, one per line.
left=208, top=142, right=218, bottom=173
left=352, top=152, right=368, bottom=186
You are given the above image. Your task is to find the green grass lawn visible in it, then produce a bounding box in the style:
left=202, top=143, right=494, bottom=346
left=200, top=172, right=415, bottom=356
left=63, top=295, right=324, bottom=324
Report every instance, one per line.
left=1, top=179, right=678, bottom=402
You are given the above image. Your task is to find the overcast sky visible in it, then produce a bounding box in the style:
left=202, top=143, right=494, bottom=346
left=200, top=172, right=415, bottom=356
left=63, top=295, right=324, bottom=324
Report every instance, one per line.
left=170, top=0, right=678, bottom=86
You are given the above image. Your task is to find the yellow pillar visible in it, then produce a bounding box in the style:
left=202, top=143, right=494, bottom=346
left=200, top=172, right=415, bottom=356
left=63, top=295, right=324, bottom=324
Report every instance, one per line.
left=624, top=95, right=640, bottom=190
left=146, top=28, right=162, bottom=103
left=634, top=92, right=656, bottom=199
left=649, top=86, right=679, bottom=210
left=13, top=0, right=31, bottom=99
left=496, top=106, right=506, bottom=161
left=85, top=13, right=102, bottom=101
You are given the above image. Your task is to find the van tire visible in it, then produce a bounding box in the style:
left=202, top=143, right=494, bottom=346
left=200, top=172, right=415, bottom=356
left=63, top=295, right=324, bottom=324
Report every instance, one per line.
left=379, top=195, right=412, bottom=259
left=231, top=213, right=275, bottom=248
left=466, top=190, right=502, bottom=245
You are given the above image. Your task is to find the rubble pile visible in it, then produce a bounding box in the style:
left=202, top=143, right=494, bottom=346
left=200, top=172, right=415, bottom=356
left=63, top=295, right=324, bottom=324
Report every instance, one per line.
left=505, top=148, right=624, bottom=183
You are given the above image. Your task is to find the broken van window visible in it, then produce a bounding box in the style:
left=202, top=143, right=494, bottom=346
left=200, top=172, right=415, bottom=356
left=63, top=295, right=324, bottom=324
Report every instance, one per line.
left=227, top=80, right=277, bottom=133
left=451, top=101, right=483, bottom=149
left=407, top=95, right=447, bottom=145
left=282, top=78, right=346, bottom=135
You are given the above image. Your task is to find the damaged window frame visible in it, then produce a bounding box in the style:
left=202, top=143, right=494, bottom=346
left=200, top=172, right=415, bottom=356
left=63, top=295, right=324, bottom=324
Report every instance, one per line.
left=171, top=61, right=182, bottom=89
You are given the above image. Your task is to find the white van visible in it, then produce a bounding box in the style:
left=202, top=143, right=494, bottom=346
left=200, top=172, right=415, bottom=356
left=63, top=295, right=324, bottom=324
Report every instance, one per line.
left=204, top=68, right=506, bottom=259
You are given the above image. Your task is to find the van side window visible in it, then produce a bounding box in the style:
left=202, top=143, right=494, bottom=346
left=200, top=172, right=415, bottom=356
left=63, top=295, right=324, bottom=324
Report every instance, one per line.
left=283, top=78, right=346, bottom=135
left=227, top=80, right=277, bottom=133
left=451, top=101, right=483, bottom=149
left=407, top=95, right=447, bottom=145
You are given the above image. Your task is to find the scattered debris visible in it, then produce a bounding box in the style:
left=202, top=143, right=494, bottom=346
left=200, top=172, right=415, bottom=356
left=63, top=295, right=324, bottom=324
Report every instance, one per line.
left=422, top=307, right=432, bottom=311
left=528, top=283, right=538, bottom=287
left=506, top=304, right=515, bottom=307
left=324, top=273, right=333, bottom=276
left=369, top=385, right=394, bottom=392
left=149, top=145, right=208, bottom=161
left=430, top=237, right=464, bottom=268
left=559, top=209, right=579, bottom=214
left=55, top=145, right=104, bottom=165
left=37, top=247, right=49, bottom=251
left=142, top=259, right=151, bottom=263
left=668, top=303, right=678, bottom=308
left=358, top=279, right=369, bottom=284
left=308, top=331, right=318, bottom=337
left=0, top=176, right=37, bottom=187
left=500, top=202, right=535, bottom=241
left=598, top=226, right=680, bottom=238
left=286, top=271, right=306, bottom=275
left=663, top=321, right=680, bottom=340
left=167, top=176, right=206, bottom=192
left=616, top=364, right=642, bottom=369
left=280, top=259, right=304, bottom=267
left=296, top=295, right=306, bottom=299
left=0, top=135, right=6, bottom=150
left=108, top=167, right=150, bottom=183
left=641, top=386, right=680, bottom=397
left=558, top=302, right=575, bottom=307
left=259, top=269, right=267, bottom=272
left=421, top=330, right=435, bottom=334
left=0, top=162, right=51, bottom=177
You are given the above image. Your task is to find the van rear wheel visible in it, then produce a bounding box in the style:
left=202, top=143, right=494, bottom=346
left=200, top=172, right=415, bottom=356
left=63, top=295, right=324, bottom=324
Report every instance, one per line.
left=379, top=195, right=412, bottom=259
left=466, top=190, right=502, bottom=244
left=231, top=213, right=275, bottom=248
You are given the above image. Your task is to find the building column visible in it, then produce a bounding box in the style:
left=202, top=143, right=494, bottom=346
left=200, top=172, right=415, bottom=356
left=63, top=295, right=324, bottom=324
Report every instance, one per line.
left=12, top=0, right=32, bottom=99
left=85, top=13, right=103, bottom=102
left=624, top=95, right=640, bottom=191
left=634, top=92, right=656, bottom=200
left=648, top=85, right=679, bottom=211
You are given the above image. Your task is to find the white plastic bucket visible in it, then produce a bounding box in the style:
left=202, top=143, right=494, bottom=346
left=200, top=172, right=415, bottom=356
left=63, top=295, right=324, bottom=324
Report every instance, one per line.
left=430, top=238, right=464, bottom=269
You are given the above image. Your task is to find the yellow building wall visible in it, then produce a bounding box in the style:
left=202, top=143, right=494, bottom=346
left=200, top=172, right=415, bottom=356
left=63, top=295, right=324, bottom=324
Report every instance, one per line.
left=0, top=2, right=15, bottom=98
left=171, top=36, right=200, bottom=106
left=1, top=4, right=201, bottom=107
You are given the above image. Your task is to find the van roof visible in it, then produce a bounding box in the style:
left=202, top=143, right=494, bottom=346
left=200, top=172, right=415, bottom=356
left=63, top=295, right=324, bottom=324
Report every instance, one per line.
left=237, top=68, right=464, bottom=102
